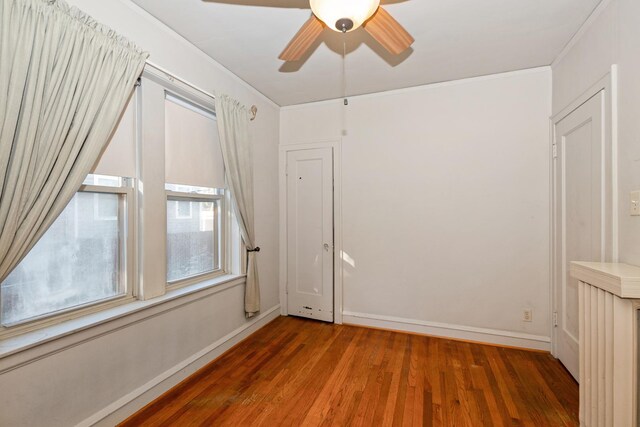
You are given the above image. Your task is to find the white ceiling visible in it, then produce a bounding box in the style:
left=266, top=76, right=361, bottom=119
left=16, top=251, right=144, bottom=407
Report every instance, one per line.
left=131, top=0, right=602, bottom=106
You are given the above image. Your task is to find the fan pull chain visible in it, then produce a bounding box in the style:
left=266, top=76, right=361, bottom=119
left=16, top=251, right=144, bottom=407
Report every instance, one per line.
left=342, top=41, right=347, bottom=106
left=342, top=40, right=348, bottom=137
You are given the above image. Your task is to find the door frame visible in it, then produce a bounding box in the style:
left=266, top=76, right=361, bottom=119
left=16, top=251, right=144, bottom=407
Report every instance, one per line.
left=279, top=140, right=343, bottom=324
left=550, top=65, right=618, bottom=358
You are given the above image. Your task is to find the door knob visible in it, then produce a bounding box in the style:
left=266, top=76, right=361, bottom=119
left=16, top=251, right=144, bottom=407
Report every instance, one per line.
left=324, top=243, right=330, bottom=251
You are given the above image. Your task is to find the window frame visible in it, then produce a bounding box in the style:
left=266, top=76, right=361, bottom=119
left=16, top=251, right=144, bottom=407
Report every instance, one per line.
left=159, top=78, right=233, bottom=290
left=0, top=182, right=135, bottom=339
left=165, top=189, right=228, bottom=289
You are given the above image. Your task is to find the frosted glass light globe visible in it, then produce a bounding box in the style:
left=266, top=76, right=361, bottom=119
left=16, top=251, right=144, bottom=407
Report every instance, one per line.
left=310, top=0, right=381, bottom=32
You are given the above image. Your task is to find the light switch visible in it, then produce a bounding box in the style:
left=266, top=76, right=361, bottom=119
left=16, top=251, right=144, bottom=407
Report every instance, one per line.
left=631, top=191, right=640, bottom=216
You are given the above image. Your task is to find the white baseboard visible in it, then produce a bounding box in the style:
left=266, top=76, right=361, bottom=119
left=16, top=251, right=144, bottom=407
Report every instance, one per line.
left=80, top=304, right=281, bottom=427
left=342, top=311, right=551, bottom=351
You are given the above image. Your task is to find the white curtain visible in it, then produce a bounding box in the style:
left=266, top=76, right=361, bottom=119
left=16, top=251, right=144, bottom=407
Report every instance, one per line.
left=215, top=94, right=260, bottom=318
left=0, top=0, right=148, bottom=282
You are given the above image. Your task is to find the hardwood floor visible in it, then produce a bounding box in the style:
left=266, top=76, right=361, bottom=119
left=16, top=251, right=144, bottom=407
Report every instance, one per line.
left=120, top=316, right=578, bottom=426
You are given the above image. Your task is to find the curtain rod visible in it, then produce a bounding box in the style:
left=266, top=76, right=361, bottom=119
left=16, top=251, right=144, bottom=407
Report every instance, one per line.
left=144, top=60, right=257, bottom=121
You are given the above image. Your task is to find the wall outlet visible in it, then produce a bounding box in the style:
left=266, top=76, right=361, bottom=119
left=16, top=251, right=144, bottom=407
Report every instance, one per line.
left=631, top=191, right=640, bottom=216
left=523, top=309, right=533, bottom=322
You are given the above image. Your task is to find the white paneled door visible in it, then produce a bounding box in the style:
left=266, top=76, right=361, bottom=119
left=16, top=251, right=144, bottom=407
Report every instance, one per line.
left=286, top=148, right=334, bottom=322
left=553, top=91, right=606, bottom=381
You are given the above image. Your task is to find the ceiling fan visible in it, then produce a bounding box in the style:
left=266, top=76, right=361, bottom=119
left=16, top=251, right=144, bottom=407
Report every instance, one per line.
left=279, top=0, right=414, bottom=61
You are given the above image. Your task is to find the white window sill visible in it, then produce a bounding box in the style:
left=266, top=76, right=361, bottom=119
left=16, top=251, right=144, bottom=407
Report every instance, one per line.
left=0, top=274, right=246, bottom=373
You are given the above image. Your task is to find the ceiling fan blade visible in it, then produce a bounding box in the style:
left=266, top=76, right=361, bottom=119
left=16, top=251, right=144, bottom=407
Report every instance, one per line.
left=364, top=6, right=414, bottom=55
left=202, top=0, right=309, bottom=9
left=279, top=16, right=325, bottom=61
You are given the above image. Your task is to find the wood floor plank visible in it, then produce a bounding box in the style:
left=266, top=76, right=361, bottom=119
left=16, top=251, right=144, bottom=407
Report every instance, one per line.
left=120, top=316, right=578, bottom=427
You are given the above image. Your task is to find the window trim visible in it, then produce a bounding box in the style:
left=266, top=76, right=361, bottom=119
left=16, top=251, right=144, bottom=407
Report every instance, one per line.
left=165, top=189, right=227, bottom=289
left=0, top=184, right=135, bottom=339
left=0, top=274, right=248, bottom=367
left=137, top=66, right=230, bottom=301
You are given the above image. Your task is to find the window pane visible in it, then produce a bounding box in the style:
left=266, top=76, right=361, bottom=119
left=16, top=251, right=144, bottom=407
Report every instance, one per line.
left=1, top=192, right=124, bottom=325
left=167, top=199, right=220, bottom=282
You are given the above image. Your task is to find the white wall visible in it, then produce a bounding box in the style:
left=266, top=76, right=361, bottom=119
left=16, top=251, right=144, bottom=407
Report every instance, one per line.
left=552, top=0, right=640, bottom=265
left=281, top=68, right=552, bottom=348
left=0, top=1, right=280, bottom=425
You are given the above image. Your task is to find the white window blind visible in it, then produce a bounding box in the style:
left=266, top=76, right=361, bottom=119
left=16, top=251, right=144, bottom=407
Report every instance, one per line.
left=164, top=94, right=225, bottom=189
left=92, top=96, right=136, bottom=178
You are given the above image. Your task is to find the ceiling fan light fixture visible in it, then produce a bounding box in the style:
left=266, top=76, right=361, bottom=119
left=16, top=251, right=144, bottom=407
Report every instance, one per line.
left=310, top=0, right=380, bottom=32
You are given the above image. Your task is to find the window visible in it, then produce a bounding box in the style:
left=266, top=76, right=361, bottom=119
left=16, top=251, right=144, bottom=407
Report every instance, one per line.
left=166, top=187, right=223, bottom=283
left=0, top=65, right=241, bottom=337
left=164, top=93, right=228, bottom=286
left=0, top=176, right=131, bottom=326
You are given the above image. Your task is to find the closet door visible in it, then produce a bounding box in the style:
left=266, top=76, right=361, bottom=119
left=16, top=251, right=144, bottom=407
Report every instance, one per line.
left=554, top=91, right=606, bottom=381
left=286, top=148, right=334, bottom=322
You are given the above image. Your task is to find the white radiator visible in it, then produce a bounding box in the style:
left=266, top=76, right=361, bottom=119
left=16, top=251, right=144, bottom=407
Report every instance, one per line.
left=573, top=262, right=640, bottom=427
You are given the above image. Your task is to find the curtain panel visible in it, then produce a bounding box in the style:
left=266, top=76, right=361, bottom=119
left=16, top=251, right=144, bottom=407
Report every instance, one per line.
left=215, top=94, right=260, bottom=318
left=0, top=0, right=148, bottom=282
